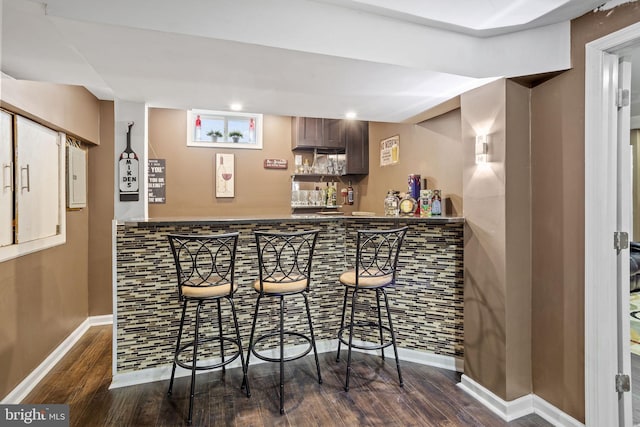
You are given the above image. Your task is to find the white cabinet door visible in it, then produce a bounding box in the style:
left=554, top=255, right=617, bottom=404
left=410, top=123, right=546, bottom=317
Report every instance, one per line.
left=0, top=111, right=13, bottom=247
left=15, top=116, right=60, bottom=244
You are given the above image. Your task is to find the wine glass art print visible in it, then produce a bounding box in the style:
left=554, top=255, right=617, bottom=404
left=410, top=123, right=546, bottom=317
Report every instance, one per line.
left=215, top=153, right=235, bottom=198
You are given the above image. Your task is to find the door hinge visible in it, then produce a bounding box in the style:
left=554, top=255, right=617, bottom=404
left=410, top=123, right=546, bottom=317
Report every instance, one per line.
left=617, top=88, right=630, bottom=108
left=616, top=373, right=631, bottom=393
left=614, top=231, right=629, bottom=254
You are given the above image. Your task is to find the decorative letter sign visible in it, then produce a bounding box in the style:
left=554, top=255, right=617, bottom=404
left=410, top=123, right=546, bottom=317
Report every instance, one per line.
left=119, top=122, right=139, bottom=201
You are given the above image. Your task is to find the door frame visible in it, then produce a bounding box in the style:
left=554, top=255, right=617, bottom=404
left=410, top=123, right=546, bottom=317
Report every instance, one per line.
left=585, top=21, right=640, bottom=427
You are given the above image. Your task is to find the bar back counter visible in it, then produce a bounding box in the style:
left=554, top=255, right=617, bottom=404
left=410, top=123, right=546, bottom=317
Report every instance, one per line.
left=112, top=215, right=464, bottom=387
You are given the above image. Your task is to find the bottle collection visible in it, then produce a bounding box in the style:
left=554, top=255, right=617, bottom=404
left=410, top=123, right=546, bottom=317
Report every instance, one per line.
left=384, top=174, right=442, bottom=217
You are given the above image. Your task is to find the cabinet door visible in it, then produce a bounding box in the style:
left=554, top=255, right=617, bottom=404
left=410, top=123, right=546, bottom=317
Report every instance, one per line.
left=345, top=120, right=369, bottom=174
left=16, top=117, right=61, bottom=243
left=0, top=111, right=13, bottom=247
left=323, top=119, right=346, bottom=149
left=292, top=117, right=323, bottom=149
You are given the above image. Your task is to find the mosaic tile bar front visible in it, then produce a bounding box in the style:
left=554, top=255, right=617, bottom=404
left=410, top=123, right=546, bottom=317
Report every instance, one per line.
left=115, top=217, right=464, bottom=374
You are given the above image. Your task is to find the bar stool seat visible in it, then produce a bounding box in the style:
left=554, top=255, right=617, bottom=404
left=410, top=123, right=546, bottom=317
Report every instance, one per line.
left=339, top=270, right=394, bottom=288
left=253, top=275, right=307, bottom=293
left=335, top=226, right=409, bottom=392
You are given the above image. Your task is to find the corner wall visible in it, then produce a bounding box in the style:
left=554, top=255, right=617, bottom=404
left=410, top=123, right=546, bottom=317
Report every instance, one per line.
left=88, top=101, right=115, bottom=315
left=360, top=110, right=463, bottom=215
left=461, top=78, right=532, bottom=401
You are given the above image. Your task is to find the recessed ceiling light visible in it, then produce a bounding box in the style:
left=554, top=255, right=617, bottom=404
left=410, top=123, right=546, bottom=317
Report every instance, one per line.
left=345, top=111, right=357, bottom=119
left=230, top=103, right=242, bottom=111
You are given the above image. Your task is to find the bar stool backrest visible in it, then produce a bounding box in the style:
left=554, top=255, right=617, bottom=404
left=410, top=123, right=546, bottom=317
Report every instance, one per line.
left=355, top=226, right=409, bottom=288
left=254, top=229, right=320, bottom=294
left=167, top=232, right=239, bottom=300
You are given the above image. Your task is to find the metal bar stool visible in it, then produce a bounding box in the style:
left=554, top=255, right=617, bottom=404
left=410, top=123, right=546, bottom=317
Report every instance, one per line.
left=166, top=233, right=248, bottom=425
left=245, top=229, right=322, bottom=414
left=336, top=226, right=409, bottom=391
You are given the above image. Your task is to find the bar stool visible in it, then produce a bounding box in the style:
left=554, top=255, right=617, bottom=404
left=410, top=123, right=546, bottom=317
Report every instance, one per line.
left=245, top=229, right=322, bottom=414
left=166, top=233, right=247, bottom=425
left=335, top=226, right=409, bottom=391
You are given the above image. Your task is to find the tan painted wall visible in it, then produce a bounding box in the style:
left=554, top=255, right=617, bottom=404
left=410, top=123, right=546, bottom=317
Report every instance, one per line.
left=530, top=4, right=640, bottom=421
left=359, top=110, right=463, bottom=215
left=461, top=78, right=532, bottom=401
left=147, top=109, right=294, bottom=217
left=88, top=101, right=115, bottom=315
left=633, top=130, right=640, bottom=239
left=0, top=79, right=100, bottom=144
left=0, top=81, right=98, bottom=400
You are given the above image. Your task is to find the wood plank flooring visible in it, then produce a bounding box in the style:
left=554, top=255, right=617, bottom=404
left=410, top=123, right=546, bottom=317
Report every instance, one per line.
left=22, top=325, right=552, bottom=426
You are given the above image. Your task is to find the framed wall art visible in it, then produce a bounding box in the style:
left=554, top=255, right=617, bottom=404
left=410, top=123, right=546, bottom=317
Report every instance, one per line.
left=215, top=153, right=235, bottom=198
left=380, top=135, right=399, bottom=166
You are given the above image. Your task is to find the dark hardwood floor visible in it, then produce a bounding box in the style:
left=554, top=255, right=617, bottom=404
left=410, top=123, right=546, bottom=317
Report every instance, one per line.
left=22, top=325, right=552, bottom=426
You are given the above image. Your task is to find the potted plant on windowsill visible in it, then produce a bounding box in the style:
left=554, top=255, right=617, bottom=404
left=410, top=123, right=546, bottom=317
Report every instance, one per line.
left=207, top=130, right=223, bottom=142
left=228, top=130, right=243, bottom=143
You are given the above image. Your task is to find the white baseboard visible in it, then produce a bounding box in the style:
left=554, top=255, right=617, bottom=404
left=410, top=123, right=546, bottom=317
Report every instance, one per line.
left=532, top=395, right=585, bottom=427
left=0, top=314, right=113, bottom=404
left=111, top=338, right=463, bottom=389
left=458, top=375, right=584, bottom=427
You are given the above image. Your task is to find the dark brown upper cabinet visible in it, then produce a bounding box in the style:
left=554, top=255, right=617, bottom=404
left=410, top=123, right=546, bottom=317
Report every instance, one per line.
left=344, top=120, right=369, bottom=175
left=323, top=119, right=345, bottom=149
left=291, top=116, right=368, bottom=175
left=291, top=117, right=345, bottom=150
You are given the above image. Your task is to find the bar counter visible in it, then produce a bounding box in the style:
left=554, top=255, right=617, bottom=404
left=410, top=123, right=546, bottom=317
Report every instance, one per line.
left=113, top=215, right=465, bottom=385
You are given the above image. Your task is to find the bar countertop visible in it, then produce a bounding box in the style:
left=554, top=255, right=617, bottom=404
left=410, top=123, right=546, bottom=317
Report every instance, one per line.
left=120, top=214, right=465, bottom=226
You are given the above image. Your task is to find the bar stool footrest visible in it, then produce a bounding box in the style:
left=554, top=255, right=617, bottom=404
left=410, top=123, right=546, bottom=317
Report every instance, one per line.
left=337, top=321, right=394, bottom=351
left=252, top=331, right=313, bottom=363
left=175, top=336, right=242, bottom=371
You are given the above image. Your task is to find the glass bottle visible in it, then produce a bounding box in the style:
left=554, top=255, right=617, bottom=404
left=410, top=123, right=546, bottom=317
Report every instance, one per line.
left=347, top=181, right=354, bottom=205
left=399, top=192, right=417, bottom=216
left=326, top=182, right=337, bottom=207
left=384, top=190, right=399, bottom=216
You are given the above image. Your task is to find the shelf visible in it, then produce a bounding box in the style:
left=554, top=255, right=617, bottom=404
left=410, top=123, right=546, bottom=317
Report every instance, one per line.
left=291, top=205, right=341, bottom=209
left=292, top=174, right=343, bottom=179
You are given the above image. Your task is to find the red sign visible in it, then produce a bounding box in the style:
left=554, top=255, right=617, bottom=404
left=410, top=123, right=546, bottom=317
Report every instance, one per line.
left=264, top=159, right=288, bottom=169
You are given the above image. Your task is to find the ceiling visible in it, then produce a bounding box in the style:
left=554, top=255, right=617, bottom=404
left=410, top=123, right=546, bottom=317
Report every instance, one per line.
left=0, top=0, right=625, bottom=122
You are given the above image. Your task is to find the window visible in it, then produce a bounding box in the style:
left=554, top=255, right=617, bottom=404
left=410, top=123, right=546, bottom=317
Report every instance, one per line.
left=0, top=110, right=66, bottom=262
left=187, top=109, right=263, bottom=149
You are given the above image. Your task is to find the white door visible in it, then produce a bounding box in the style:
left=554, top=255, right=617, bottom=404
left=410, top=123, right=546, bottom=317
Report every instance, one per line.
left=0, top=111, right=13, bottom=247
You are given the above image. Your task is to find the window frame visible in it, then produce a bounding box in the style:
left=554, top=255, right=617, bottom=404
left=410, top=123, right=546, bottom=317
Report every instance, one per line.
left=187, top=109, right=263, bottom=150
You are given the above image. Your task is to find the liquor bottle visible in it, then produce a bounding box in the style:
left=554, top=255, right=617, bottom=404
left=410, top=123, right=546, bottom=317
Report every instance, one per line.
left=119, top=122, right=139, bottom=201
left=195, top=115, right=201, bottom=140
left=384, top=190, right=399, bottom=216
left=327, top=182, right=337, bottom=207
left=347, top=181, right=354, bottom=205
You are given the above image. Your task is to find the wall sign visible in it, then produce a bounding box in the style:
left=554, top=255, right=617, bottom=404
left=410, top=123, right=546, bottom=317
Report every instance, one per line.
left=380, top=134, right=400, bottom=167
left=263, top=159, right=288, bottom=169
left=119, top=122, right=139, bottom=201
left=148, top=159, right=166, bottom=204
